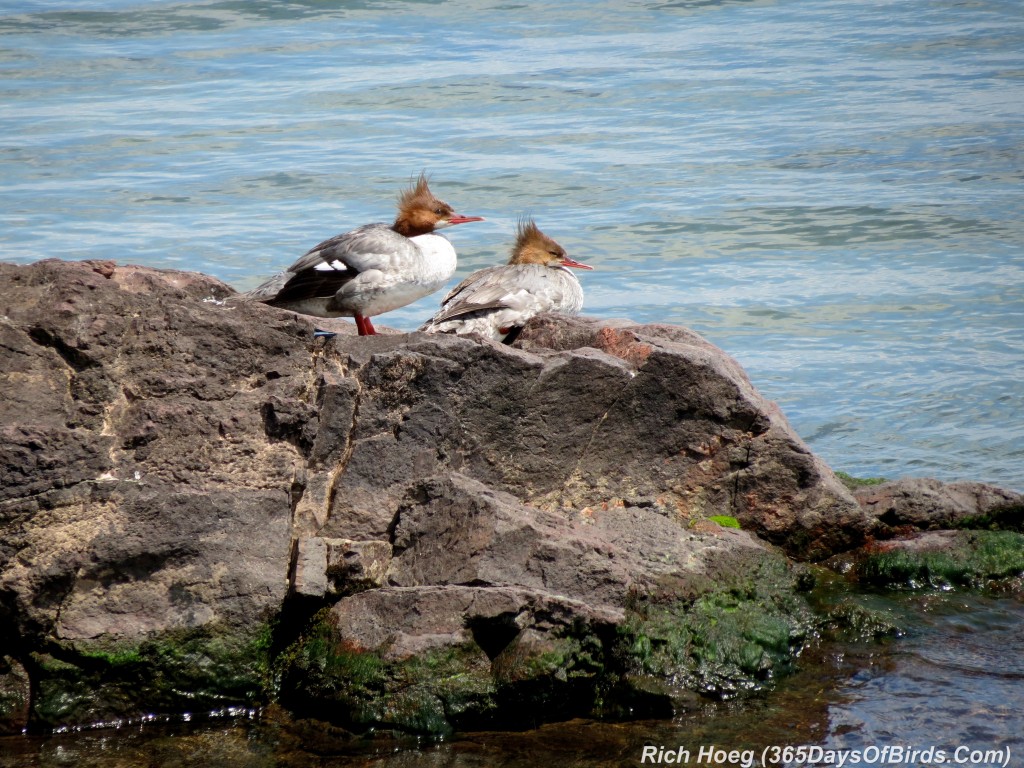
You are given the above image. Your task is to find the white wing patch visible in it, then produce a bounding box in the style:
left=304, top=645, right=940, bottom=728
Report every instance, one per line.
left=313, top=259, right=349, bottom=272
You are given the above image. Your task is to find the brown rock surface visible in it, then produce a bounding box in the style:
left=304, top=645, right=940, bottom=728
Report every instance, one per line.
left=0, top=259, right=875, bottom=732
left=853, top=477, right=1023, bottom=534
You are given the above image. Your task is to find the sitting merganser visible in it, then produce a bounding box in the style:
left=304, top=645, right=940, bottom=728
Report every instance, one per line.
left=419, top=218, right=592, bottom=344
left=244, top=174, right=483, bottom=335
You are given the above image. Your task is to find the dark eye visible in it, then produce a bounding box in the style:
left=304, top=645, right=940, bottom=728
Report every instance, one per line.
left=434, top=207, right=446, bottom=215
left=549, top=250, right=562, bottom=257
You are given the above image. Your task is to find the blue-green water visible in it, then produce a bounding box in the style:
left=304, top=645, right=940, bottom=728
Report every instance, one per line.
left=2, top=0, right=1022, bottom=490
left=1, top=0, right=1023, bottom=761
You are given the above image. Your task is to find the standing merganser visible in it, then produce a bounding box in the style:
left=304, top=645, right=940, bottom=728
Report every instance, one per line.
left=244, top=174, right=483, bottom=335
left=419, top=218, right=592, bottom=344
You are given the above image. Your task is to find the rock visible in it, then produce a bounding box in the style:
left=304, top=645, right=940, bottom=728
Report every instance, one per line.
left=855, top=530, right=1024, bottom=590
left=290, top=537, right=392, bottom=598
left=0, top=260, right=296, bottom=727
left=383, top=473, right=767, bottom=610
left=522, top=317, right=870, bottom=559
left=0, top=259, right=874, bottom=733
left=324, top=539, right=392, bottom=594
left=312, top=314, right=871, bottom=560
left=854, top=477, right=1024, bottom=534
left=291, top=537, right=330, bottom=599
left=281, top=472, right=820, bottom=732
left=280, top=544, right=815, bottom=733
left=0, top=656, right=30, bottom=734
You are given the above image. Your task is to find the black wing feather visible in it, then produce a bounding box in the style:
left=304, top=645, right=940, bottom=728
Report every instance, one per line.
left=268, top=264, right=359, bottom=305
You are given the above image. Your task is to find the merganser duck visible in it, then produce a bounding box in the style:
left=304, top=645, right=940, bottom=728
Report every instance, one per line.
left=419, top=218, right=592, bottom=344
left=244, top=174, right=483, bottom=335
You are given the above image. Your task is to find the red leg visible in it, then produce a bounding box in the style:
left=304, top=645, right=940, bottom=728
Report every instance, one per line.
left=355, top=314, right=376, bottom=336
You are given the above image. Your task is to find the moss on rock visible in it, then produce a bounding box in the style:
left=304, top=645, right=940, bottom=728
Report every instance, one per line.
left=276, top=556, right=823, bottom=735
left=953, top=502, right=1024, bottom=533
left=858, top=531, right=1024, bottom=590
left=278, top=610, right=497, bottom=736
left=607, top=551, right=815, bottom=716
left=835, top=471, right=887, bottom=491
left=30, top=621, right=275, bottom=728
left=0, top=657, right=30, bottom=734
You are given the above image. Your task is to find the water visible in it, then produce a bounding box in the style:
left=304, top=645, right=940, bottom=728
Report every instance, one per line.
left=2, top=0, right=1022, bottom=489
left=822, top=592, right=1024, bottom=755
left=1, top=0, right=1023, bottom=761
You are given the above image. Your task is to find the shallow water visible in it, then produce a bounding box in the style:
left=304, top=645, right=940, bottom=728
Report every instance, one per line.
left=2, top=0, right=1022, bottom=489
left=2, top=592, right=1021, bottom=766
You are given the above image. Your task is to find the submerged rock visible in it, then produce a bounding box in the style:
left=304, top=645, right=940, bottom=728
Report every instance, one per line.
left=0, top=259, right=880, bottom=734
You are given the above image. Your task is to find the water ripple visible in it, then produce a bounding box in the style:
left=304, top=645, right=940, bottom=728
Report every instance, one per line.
left=2, top=0, right=1022, bottom=489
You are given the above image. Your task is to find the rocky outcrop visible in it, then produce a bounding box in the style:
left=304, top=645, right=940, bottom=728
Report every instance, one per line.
left=282, top=474, right=819, bottom=731
left=853, top=477, right=1023, bottom=534
left=0, top=259, right=879, bottom=734
left=840, top=478, right=1024, bottom=590
left=295, top=314, right=870, bottom=559
left=0, top=260, right=298, bottom=729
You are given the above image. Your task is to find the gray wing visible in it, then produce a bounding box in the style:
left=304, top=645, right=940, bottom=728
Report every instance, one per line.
left=424, top=265, right=522, bottom=325
left=433, top=265, right=510, bottom=313
left=247, top=223, right=417, bottom=304
left=424, top=265, right=579, bottom=326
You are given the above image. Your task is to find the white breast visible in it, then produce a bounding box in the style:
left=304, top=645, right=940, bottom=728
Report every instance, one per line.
left=408, top=233, right=458, bottom=290
left=333, top=233, right=458, bottom=317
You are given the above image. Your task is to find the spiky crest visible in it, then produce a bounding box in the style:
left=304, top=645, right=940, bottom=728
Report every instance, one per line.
left=510, top=217, right=567, bottom=265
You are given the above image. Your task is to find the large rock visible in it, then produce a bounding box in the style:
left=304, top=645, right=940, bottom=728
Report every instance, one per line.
left=0, top=260, right=297, bottom=728
left=853, top=477, right=1023, bottom=534
left=305, top=314, right=870, bottom=560
left=0, top=259, right=872, bottom=733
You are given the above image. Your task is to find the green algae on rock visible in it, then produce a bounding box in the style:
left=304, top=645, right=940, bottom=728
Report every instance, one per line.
left=278, top=608, right=498, bottom=736
left=276, top=551, right=822, bottom=734
left=276, top=594, right=614, bottom=735
left=610, top=552, right=816, bottom=715
left=835, top=472, right=887, bottom=491
left=858, top=531, right=1024, bottom=590
left=954, top=502, right=1024, bottom=533
left=29, top=622, right=275, bottom=728
left=0, top=658, right=30, bottom=734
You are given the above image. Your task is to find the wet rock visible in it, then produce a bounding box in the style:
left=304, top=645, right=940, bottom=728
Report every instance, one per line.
left=283, top=477, right=817, bottom=730
left=856, top=530, right=1024, bottom=590
left=0, top=260, right=873, bottom=732
left=854, top=477, right=1024, bottom=534
left=0, top=656, right=30, bottom=735
left=281, top=543, right=815, bottom=732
